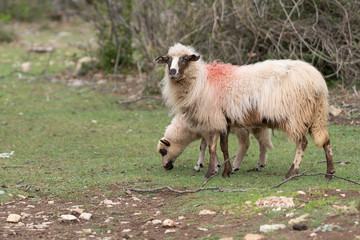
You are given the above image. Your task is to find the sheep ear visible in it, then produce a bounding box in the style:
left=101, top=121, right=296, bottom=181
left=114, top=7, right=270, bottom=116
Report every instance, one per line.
left=155, top=56, right=168, bottom=64
left=160, top=139, right=171, bottom=147
left=190, top=54, right=200, bottom=62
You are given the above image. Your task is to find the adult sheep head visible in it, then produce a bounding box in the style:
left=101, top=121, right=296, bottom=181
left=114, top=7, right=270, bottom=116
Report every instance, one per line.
left=155, top=43, right=200, bottom=81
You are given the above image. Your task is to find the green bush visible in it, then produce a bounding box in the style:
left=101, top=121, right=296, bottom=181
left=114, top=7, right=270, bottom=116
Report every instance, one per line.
left=0, top=0, right=53, bottom=22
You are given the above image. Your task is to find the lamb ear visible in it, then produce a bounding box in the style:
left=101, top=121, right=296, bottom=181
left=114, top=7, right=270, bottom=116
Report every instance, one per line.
left=190, top=54, right=200, bottom=62
left=155, top=56, right=168, bottom=64
left=160, top=139, right=171, bottom=147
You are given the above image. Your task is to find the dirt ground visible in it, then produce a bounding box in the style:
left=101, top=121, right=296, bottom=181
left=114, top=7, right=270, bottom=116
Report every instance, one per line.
left=1, top=185, right=360, bottom=240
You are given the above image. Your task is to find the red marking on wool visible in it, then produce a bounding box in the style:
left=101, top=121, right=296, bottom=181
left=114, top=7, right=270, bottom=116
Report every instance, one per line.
left=205, top=62, right=237, bottom=88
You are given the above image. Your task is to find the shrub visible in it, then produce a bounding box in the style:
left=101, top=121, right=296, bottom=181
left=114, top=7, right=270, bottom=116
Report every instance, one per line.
left=92, top=0, right=360, bottom=90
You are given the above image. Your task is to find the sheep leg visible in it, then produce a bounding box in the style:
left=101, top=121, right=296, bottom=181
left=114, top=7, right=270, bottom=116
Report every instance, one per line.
left=323, top=140, right=335, bottom=179
left=247, top=128, right=267, bottom=172
left=285, top=136, right=308, bottom=179
left=204, top=133, right=219, bottom=178
left=232, top=129, right=250, bottom=172
left=220, top=129, right=232, bottom=178
left=194, top=138, right=207, bottom=171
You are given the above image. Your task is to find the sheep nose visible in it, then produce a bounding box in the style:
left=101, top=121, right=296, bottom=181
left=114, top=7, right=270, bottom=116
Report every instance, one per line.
left=169, top=68, right=177, bottom=75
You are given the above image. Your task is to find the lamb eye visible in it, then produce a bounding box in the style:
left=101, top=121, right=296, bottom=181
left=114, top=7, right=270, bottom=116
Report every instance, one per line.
left=159, top=149, right=167, bottom=156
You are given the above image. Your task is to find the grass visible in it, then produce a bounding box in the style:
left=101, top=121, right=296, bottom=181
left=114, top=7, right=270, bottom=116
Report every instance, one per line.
left=0, top=21, right=359, bottom=231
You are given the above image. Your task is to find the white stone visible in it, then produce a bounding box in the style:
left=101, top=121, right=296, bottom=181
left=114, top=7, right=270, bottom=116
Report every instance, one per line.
left=48, top=201, right=54, bottom=204
left=162, top=219, right=176, bottom=228
left=199, top=209, right=216, bottom=215
left=6, top=214, right=21, bottom=223
left=310, top=233, right=317, bottom=237
left=178, top=216, right=185, bottom=220
left=0, top=151, right=14, bottom=158
left=152, top=219, right=162, bottom=225
left=105, top=217, right=114, bottom=223
left=21, top=62, right=31, bottom=72
left=82, top=229, right=92, bottom=233
left=0, top=190, right=5, bottom=194
left=61, top=214, right=78, bottom=221
left=197, top=227, right=208, bottom=231
left=340, top=194, right=346, bottom=197
left=20, top=212, right=31, bottom=218
left=255, top=196, right=295, bottom=209
left=259, top=224, right=286, bottom=233
left=243, top=234, right=265, bottom=240
left=165, top=229, right=176, bottom=234
left=219, top=238, right=233, bottom=240
left=26, top=205, right=35, bottom=208
left=297, top=191, right=306, bottom=195
left=122, top=229, right=131, bottom=233
left=286, top=213, right=295, bottom=218
left=79, top=213, right=92, bottom=220
left=288, top=213, right=309, bottom=225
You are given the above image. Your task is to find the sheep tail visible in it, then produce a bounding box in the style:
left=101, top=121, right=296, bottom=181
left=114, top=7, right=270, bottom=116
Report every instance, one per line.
left=310, top=94, right=330, bottom=147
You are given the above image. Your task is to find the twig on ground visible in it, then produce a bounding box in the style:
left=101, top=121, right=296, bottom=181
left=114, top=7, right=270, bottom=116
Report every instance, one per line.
left=317, top=160, right=351, bottom=164
left=272, top=171, right=360, bottom=188
left=128, top=155, right=248, bottom=194
left=1, top=165, right=24, bottom=169
left=116, top=96, right=161, bottom=104
left=127, top=185, right=247, bottom=194
left=200, top=155, right=236, bottom=188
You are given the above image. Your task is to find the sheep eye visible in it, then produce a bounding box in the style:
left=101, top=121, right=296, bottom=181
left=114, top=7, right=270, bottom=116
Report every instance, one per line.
left=159, top=149, right=167, bottom=156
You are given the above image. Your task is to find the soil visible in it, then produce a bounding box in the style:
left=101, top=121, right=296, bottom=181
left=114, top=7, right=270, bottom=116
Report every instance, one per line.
left=1, top=186, right=360, bottom=240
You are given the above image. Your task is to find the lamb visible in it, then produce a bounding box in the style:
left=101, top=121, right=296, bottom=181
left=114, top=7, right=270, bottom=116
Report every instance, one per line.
left=157, top=114, right=274, bottom=172
left=156, top=43, right=335, bottom=179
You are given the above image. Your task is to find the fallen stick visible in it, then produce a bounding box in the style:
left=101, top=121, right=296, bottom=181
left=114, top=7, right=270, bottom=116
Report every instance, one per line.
left=317, top=160, right=351, bottom=164
left=1, top=165, right=24, bottom=169
left=272, top=171, right=360, bottom=188
left=200, top=155, right=236, bottom=188
left=128, top=185, right=247, bottom=194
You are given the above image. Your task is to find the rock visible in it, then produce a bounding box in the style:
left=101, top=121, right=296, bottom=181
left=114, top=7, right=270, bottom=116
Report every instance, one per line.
left=255, top=196, right=295, bottom=209
left=6, top=214, right=22, bottom=223
left=162, top=219, right=176, bottom=228
left=69, top=79, right=87, bottom=88
left=197, top=227, right=208, bottom=231
left=219, top=238, right=233, bottom=240
left=288, top=213, right=309, bottom=225
left=48, top=201, right=54, bottom=205
left=79, top=213, right=92, bottom=220
left=75, top=57, right=98, bottom=75
left=122, top=229, right=131, bottom=233
left=178, top=216, right=185, bottom=220
left=310, top=233, right=317, bottom=237
left=61, top=214, right=78, bottom=221
left=165, top=229, right=176, bottom=234
left=21, top=62, right=31, bottom=72
left=20, top=212, right=31, bottom=219
left=70, top=208, right=84, bottom=214
left=0, top=151, right=14, bottom=158
left=125, top=190, right=132, bottom=195
left=82, top=229, right=92, bottom=234
left=152, top=219, right=162, bottom=225
left=329, top=105, right=342, bottom=116
left=243, top=234, right=265, bottom=240
left=0, top=190, right=5, bottom=195
left=104, top=217, right=114, bottom=223
left=259, top=224, right=286, bottom=233
left=297, top=191, right=306, bottom=195
left=292, top=224, right=308, bottom=231
left=199, top=209, right=216, bottom=215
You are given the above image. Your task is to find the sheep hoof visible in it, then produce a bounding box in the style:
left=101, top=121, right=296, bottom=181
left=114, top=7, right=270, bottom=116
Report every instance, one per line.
left=232, top=168, right=240, bottom=173
left=199, top=163, right=203, bottom=168
left=325, top=171, right=335, bottom=180
left=222, top=170, right=231, bottom=178
left=193, top=164, right=201, bottom=172
left=247, top=164, right=266, bottom=172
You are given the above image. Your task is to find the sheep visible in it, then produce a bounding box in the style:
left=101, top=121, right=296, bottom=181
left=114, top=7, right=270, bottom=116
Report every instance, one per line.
left=157, top=114, right=274, bottom=173
left=155, top=43, right=335, bottom=179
